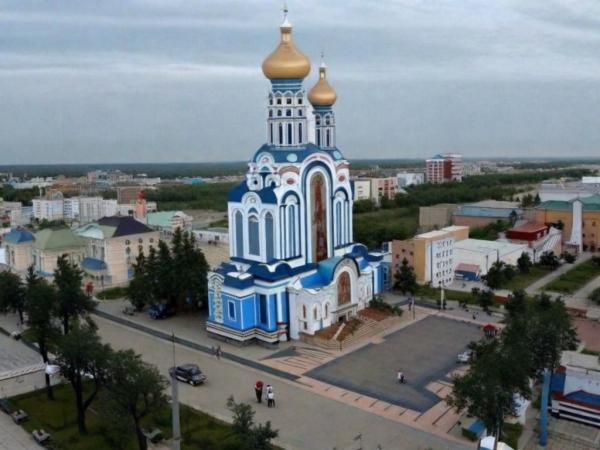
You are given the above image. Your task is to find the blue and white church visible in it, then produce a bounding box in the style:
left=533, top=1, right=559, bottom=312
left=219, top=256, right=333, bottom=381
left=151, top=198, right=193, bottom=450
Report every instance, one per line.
left=207, top=11, right=384, bottom=344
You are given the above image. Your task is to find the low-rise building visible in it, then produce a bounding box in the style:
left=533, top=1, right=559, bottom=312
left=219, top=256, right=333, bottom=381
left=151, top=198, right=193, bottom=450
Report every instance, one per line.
left=536, top=195, right=600, bottom=252
left=145, top=211, right=193, bottom=237
left=453, top=238, right=527, bottom=276
left=419, top=203, right=458, bottom=231
left=539, top=178, right=600, bottom=202
left=1, top=229, right=35, bottom=273
left=500, top=222, right=562, bottom=262
left=396, top=172, right=424, bottom=187
left=550, top=351, right=600, bottom=427
left=453, top=200, right=523, bottom=229
left=352, top=177, right=398, bottom=204
left=32, top=227, right=86, bottom=278
left=193, top=227, right=229, bottom=244
left=76, top=216, right=160, bottom=287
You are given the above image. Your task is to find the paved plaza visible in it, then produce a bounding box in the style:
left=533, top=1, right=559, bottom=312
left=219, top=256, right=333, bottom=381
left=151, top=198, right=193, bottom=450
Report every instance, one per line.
left=306, top=315, right=482, bottom=412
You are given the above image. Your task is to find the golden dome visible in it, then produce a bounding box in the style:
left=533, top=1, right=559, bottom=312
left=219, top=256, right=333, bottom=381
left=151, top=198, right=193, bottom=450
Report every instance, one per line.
left=262, top=17, right=311, bottom=80
left=308, top=64, right=337, bottom=106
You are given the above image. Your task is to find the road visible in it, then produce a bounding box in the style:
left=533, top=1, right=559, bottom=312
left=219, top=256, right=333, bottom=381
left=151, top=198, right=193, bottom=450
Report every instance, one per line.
left=94, top=315, right=473, bottom=450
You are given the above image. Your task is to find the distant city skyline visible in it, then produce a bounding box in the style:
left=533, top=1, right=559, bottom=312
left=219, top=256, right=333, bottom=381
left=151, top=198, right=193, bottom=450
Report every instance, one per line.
left=1, top=0, right=600, bottom=164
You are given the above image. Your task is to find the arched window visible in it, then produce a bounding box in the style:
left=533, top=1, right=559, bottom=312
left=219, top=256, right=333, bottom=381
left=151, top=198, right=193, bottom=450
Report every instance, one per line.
left=326, top=129, right=331, bottom=147
left=302, top=304, right=307, bottom=318
left=248, top=215, right=260, bottom=256
left=235, top=211, right=244, bottom=257
left=335, top=201, right=342, bottom=246
left=286, top=97, right=292, bottom=105
left=315, top=115, right=321, bottom=125
left=278, top=123, right=283, bottom=145
left=298, top=109, right=303, bottom=117
left=288, top=205, right=296, bottom=256
left=313, top=307, right=318, bottom=320
left=269, top=123, right=273, bottom=144
left=286, top=109, right=292, bottom=117
left=337, top=272, right=351, bottom=305
left=298, top=98, right=303, bottom=105
left=298, top=123, right=303, bottom=144
left=316, top=129, right=321, bottom=147
left=325, top=116, right=331, bottom=126
left=287, top=123, right=293, bottom=145
left=265, top=212, right=274, bottom=261
left=324, top=303, right=329, bottom=317
left=268, top=110, right=273, bottom=118
left=277, top=109, right=282, bottom=117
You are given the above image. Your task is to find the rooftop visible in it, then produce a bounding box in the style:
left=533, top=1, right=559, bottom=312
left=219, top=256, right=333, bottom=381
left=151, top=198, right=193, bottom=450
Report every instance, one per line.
left=537, top=194, right=600, bottom=212
left=454, top=238, right=526, bottom=256
left=3, top=228, right=34, bottom=245
left=415, top=230, right=450, bottom=240
left=508, top=222, right=548, bottom=233
left=468, top=200, right=521, bottom=209
left=34, top=227, right=85, bottom=251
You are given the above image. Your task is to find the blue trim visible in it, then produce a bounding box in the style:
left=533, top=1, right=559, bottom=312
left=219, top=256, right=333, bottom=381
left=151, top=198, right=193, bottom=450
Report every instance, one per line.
left=251, top=143, right=345, bottom=163
left=270, top=78, right=303, bottom=91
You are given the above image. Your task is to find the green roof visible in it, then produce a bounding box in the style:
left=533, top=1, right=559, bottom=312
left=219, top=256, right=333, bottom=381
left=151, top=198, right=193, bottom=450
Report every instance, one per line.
left=145, top=211, right=188, bottom=229
left=538, top=194, right=600, bottom=212
left=34, top=228, right=86, bottom=251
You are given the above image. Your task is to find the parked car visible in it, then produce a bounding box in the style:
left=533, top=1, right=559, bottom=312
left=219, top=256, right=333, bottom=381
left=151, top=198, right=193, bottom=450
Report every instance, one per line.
left=457, top=350, right=473, bottom=364
left=122, top=306, right=135, bottom=316
left=169, top=364, right=207, bottom=386
left=148, top=304, right=175, bottom=320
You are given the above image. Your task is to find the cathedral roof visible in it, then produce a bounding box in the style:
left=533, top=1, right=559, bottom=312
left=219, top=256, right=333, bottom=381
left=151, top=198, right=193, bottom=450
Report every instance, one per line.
left=252, top=143, right=345, bottom=164
left=228, top=183, right=278, bottom=204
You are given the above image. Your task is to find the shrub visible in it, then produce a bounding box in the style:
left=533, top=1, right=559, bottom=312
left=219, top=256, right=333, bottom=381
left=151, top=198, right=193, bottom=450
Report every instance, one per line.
left=368, top=296, right=403, bottom=316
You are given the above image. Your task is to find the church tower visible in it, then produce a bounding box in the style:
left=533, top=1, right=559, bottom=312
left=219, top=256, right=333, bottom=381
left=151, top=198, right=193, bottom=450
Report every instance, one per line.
left=262, top=7, right=310, bottom=147
left=308, top=57, right=337, bottom=149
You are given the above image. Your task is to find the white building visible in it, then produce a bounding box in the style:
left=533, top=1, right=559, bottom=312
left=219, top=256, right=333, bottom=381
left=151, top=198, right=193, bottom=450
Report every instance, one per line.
left=418, top=230, right=456, bottom=287
left=539, top=178, right=600, bottom=202
left=32, top=199, right=64, bottom=221
left=193, top=227, right=229, bottom=244
left=396, top=172, right=424, bottom=187
left=63, top=198, right=80, bottom=220
left=353, top=179, right=371, bottom=201
left=453, top=239, right=527, bottom=275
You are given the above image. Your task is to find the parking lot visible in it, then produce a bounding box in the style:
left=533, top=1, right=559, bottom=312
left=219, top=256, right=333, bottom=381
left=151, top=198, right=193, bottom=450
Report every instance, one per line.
left=306, top=315, right=482, bottom=412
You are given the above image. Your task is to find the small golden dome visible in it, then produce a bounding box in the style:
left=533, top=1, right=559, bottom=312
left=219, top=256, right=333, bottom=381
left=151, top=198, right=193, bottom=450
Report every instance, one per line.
left=308, top=64, right=337, bottom=106
left=262, top=17, right=310, bottom=80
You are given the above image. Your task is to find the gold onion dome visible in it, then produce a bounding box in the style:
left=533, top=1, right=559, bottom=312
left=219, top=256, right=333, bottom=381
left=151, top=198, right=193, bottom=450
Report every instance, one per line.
left=308, top=63, right=337, bottom=106
left=262, top=11, right=311, bottom=80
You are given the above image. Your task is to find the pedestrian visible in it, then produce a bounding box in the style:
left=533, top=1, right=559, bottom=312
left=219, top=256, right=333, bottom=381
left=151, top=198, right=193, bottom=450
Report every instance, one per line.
left=216, top=345, right=222, bottom=360
left=267, top=388, right=275, bottom=407
left=408, top=300, right=411, bottom=311
left=401, top=373, right=406, bottom=384
left=255, top=381, right=264, bottom=403
left=397, top=370, right=403, bottom=384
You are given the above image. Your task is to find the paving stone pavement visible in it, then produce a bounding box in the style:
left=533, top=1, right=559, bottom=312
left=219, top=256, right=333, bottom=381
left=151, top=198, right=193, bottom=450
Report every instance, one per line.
left=0, top=412, right=38, bottom=450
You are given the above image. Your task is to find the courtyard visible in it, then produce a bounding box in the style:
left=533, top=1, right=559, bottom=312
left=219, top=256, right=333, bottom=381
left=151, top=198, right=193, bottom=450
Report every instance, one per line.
left=306, top=315, right=482, bottom=412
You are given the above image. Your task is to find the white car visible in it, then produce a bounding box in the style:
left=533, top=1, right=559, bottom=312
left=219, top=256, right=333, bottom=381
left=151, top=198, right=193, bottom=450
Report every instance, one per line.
left=457, top=350, right=473, bottom=364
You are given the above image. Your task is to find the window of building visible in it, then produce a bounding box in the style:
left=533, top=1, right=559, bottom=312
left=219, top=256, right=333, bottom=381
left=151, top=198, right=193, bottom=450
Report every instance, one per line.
left=276, top=98, right=282, bottom=105
left=298, top=98, right=303, bottom=105
left=313, top=307, right=318, bottom=320
left=248, top=215, right=260, bottom=256
left=287, top=123, right=293, bottom=145
left=259, top=294, right=268, bottom=325
left=228, top=301, right=235, bottom=320
left=277, top=109, right=282, bottom=117
left=302, top=304, right=306, bottom=318
left=269, top=110, right=273, bottom=117
left=286, top=98, right=292, bottom=105
left=298, top=109, right=303, bottom=116
left=298, top=123, right=303, bottom=144
left=138, top=238, right=143, bottom=244
left=286, top=109, right=292, bottom=117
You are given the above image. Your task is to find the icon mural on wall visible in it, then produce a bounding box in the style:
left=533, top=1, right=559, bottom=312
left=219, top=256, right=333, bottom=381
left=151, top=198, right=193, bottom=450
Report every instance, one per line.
left=311, top=173, right=328, bottom=262
left=337, top=271, right=351, bottom=305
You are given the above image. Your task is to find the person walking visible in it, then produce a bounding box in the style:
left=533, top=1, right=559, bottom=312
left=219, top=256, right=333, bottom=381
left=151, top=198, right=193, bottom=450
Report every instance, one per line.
left=266, top=384, right=274, bottom=407
left=216, top=345, right=222, bottom=360
left=255, top=381, right=264, bottom=403
left=397, top=370, right=404, bottom=384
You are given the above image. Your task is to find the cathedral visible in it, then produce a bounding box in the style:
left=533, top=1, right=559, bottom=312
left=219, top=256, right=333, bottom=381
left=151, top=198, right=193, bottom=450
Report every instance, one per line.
left=207, top=10, right=385, bottom=343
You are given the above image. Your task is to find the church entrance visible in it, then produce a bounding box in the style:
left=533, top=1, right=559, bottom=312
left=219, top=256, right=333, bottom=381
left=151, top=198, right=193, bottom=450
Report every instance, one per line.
left=332, top=271, right=356, bottom=323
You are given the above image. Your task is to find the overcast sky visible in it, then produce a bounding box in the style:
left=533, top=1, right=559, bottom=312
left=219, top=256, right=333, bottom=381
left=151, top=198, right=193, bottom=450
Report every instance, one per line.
left=1, top=0, right=599, bottom=164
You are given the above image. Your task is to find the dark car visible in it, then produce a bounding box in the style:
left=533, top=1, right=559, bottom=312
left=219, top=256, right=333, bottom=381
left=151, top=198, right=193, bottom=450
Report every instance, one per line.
left=169, top=364, right=207, bottom=386
left=148, top=304, right=175, bottom=320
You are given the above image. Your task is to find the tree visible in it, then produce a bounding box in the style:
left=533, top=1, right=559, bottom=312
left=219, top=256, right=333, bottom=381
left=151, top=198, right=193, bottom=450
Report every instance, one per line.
left=24, top=267, right=60, bottom=400
left=98, top=393, right=133, bottom=450
left=505, top=290, right=527, bottom=318
left=561, top=252, right=576, bottom=264
left=128, top=252, right=151, bottom=311
left=0, top=271, right=26, bottom=323
left=55, top=323, right=112, bottom=434
left=517, top=252, right=532, bottom=274
left=503, top=264, right=517, bottom=281
left=534, top=193, right=541, bottom=205
left=53, top=254, right=95, bottom=334
left=472, top=288, right=494, bottom=312
left=104, top=349, right=168, bottom=450
left=484, top=261, right=506, bottom=290
left=447, top=338, right=531, bottom=439
left=393, top=258, right=417, bottom=294
left=539, top=251, right=560, bottom=269
left=226, top=396, right=279, bottom=450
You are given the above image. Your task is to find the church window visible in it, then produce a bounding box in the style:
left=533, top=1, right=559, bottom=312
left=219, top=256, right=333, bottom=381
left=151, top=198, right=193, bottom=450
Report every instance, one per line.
left=298, top=98, right=303, bottom=105
left=315, top=115, right=321, bottom=125
left=286, top=109, right=292, bottom=117
left=277, top=109, right=282, bottom=117
left=248, top=215, right=260, bottom=256
left=269, top=110, right=273, bottom=118
left=235, top=211, right=244, bottom=257
left=324, top=303, right=329, bottom=317
left=276, top=98, right=282, bottom=105
left=287, top=123, right=293, bottom=145
left=326, top=129, right=331, bottom=147
left=288, top=205, right=297, bottom=256
left=259, top=294, right=268, bottom=325
left=298, top=109, right=303, bottom=116
left=269, top=98, right=273, bottom=105
left=316, top=130, right=321, bottom=147
left=302, top=304, right=307, bottom=318
left=313, top=307, right=318, bottom=320
left=325, top=116, right=331, bottom=125
left=336, top=201, right=342, bottom=245
left=265, top=212, right=274, bottom=261
left=228, top=301, right=236, bottom=320
left=286, top=98, right=292, bottom=105
left=298, top=123, right=303, bottom=144
left=278, top=123, right=283, bottom=145
left=269, top=124, right=273, bottom=143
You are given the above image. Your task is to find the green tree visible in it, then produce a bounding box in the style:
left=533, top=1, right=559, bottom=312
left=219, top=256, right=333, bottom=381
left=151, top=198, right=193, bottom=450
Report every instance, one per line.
left=517, top=252, right=532, bottom=274
left=484, top=261, right=506, bottom=290
left=55, top=323, right=112, bottom=434
left=505, top=289, right=527, bottom=318
left=128, top=252, right=151, bottom=311
left=226, top=396, right=279, bottom=450
left=393, top=258, right=417, bottom=295
left=447, top=338, right=531, bottom=439
left=97, top=392, right=133, bottom=450
left=156, top=240, right=174, bottom=305
left=539, top=251, right=560, bottom=270
left=561, top=252, right=576, bottom=264
left=104, top=349, right=168, bottom=450
left=53, top=254, right=95, bottom=334
left=0, top=271, right=26, bottom=323
left=24, top=267, right=60, bottom=400
left=472, top=288, right=494, bottom=312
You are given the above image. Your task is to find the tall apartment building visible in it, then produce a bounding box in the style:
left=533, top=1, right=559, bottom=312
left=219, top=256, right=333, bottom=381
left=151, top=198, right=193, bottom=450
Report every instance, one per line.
left=426, top=153, right=463, bottom=184
left=32, top=199, right=64, bottom=221
left=32, top=197, right=118, bottom=224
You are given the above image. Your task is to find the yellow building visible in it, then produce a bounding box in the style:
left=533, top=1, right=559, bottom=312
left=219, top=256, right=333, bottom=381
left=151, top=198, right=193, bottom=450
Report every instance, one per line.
left=32, top=227, right=86, bottom=277
left=2, top=229, right=35, bottom=274
left=536, top=195, right=600, bottom=252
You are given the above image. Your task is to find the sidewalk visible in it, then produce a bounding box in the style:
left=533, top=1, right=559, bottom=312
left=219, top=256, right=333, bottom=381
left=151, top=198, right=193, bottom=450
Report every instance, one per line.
left=526, top=253, right=593, bottom=295
left=0, top=410, right=38, bottom=450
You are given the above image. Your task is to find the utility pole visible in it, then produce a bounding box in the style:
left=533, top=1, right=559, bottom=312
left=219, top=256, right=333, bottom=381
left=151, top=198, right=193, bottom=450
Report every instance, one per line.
left=171, top=332, right=181, bottom=450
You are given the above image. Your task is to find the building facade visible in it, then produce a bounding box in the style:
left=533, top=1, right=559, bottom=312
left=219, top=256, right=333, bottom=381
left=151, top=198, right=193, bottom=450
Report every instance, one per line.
left=206, top=12, right=384, bottom=344
left=32, top=228, right=86, bottom=278
left=397, top=172, right=425, bottom=187
left=1, top=229, right=35, bottom=274
left=426, top=153, right=463, bottom=184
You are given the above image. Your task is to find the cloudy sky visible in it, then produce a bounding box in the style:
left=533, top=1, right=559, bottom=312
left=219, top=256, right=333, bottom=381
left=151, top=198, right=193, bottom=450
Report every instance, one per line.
left=1, top=0, right=599, bottom=164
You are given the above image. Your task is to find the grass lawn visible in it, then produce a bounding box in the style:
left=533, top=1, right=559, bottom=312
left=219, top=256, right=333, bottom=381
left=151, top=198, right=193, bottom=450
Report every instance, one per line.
left=417, top=285, right=480, bottom=304
left=503, top=265, right=554, bottom=291
left=502, top=422, right=523, bottom=450
left=544, top=260, right=600, bottom=294
left=9, top=384, right=256, bottom=450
